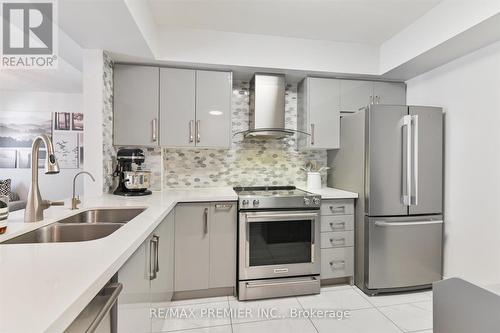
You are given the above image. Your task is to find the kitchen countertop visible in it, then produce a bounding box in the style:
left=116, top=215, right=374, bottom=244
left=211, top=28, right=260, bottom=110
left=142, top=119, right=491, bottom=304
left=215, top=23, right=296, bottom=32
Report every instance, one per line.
left=304, top=187, right=358, bottom=199
left=0, top=186, right=356, bottom=333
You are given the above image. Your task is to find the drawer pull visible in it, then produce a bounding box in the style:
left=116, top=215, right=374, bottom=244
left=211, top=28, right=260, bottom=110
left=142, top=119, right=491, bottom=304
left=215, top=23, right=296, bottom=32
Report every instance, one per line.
left=330, top=205, right=346, bottom=212
left=329, top=260, right=346, bottom=270
left=329, top=221, right=345, bottom=229
left=329, top=237, right=345, bottom=245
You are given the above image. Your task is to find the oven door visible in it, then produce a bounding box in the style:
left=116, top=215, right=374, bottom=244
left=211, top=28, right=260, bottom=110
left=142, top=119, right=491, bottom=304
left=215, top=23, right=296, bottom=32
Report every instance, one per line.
left=239, top=210, right=321, bottom=280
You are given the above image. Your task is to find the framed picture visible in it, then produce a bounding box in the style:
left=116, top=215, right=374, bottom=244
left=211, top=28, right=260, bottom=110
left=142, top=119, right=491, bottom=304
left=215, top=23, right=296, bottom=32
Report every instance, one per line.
left=72, top=113, right=83, bottom=131
left=54, top=112, right=71, bottom=131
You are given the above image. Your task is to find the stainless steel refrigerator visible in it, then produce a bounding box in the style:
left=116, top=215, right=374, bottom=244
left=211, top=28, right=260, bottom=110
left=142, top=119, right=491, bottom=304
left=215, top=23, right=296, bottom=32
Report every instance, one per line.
left=328, top=104, right=443, bottom=295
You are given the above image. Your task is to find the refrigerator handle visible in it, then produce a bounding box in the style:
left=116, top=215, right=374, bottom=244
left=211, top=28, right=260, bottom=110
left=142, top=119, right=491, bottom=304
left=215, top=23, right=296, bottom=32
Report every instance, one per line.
left=412, top=115, right=419, bottom=206
left=402, top=115, right=412, bottom=206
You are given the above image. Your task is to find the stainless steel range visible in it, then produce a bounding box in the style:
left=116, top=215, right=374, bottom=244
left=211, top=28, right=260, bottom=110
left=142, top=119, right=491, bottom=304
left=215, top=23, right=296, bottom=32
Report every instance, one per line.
left=234, top=186, right=321, bottom=300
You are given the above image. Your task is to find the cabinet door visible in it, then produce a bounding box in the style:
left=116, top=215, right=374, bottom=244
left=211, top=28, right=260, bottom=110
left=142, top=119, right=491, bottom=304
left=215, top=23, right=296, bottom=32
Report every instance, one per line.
left=308, top=78, right=340, bottom=149
left=174, top=203, right=210, bottom=291
left=151, top=210, right=175, bottom=302
left=373, top=82, right=406, bottom=105
left=209, top=202, right=237, bottom=289
left=195, top=70, right=232, bottom=148
left=160, top=68, right=196, bottom=147
left=340, top=79, right=373, bottom=112
left=117, top=238, right=152, bottom=333
left=114, top=65, right=159, bottom=146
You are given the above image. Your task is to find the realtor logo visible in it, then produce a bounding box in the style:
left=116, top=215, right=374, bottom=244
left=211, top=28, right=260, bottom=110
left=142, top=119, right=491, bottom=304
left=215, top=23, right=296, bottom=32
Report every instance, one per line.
left=1, top=0, right=57, bottom=68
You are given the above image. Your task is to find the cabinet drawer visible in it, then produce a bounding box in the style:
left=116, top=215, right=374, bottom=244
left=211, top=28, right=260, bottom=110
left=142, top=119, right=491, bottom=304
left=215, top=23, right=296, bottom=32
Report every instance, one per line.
left=321, top=247, right=354, bottom=279
left=321, top=199, right=354, bottom=216
left=321, top=215, right=354, bottom=232
left=320, top=231, right=354, bottom=249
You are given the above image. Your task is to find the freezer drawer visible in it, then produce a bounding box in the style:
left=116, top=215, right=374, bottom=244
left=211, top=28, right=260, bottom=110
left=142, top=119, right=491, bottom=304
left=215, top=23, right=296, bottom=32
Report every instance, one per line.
left=367, top=215, right=443, bottom=289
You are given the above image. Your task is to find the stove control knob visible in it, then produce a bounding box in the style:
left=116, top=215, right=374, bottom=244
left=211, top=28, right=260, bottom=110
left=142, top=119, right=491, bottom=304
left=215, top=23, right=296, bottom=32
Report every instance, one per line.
left=313, top=197, right=321, bottom=205
left=253, top=199, right=260, bottom=207
left=303, top=197, right=311, bottom=206
left=242, top=199, right=249, bottom=206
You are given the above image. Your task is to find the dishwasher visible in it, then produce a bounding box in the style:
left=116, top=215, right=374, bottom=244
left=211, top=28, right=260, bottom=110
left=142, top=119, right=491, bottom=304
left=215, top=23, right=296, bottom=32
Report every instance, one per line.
left=65, top=282, right=123, bottom=333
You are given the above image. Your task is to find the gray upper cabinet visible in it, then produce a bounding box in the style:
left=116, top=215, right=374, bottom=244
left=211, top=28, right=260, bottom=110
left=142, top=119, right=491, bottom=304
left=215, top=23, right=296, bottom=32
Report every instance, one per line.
left=159, top=69, right=232, bottom=148
left=195, top=71, right=232, bottom=148
left=340, top=79, right=406, bottom=112
left=114, top=65, right=159, bottom=146
left=298, top=77, right=340, bottom=149
left=175, top=202, right=236, bottom=293
left=373, top=81, right=406, bottom=105
left=339, top=80, right=373, bottom=112
left=160, top=68, right=196, bottom=147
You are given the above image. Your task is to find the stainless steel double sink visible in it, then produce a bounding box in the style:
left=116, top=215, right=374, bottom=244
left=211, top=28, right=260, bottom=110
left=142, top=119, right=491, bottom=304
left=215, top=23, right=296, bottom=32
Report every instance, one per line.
left=2, top=208, right=145, bottom=244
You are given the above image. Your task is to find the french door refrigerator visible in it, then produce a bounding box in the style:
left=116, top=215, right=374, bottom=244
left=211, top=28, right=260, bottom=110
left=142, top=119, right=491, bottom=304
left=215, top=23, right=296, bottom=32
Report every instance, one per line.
left=328, top=104, right=443, bottom=295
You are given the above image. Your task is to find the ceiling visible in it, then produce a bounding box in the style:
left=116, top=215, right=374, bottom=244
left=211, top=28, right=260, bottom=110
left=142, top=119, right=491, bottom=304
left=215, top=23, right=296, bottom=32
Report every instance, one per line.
left=148, top=0, right=442, bottom=44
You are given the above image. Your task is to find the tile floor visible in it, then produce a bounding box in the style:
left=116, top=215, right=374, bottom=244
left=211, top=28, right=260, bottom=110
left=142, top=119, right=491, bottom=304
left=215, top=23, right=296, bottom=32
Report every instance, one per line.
left=149, top=285, right=433, bottom=333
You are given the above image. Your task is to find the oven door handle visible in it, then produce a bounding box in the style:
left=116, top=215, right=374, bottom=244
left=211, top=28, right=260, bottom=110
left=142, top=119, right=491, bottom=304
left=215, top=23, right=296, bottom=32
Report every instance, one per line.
left=244, top=212, right=319, bottom=222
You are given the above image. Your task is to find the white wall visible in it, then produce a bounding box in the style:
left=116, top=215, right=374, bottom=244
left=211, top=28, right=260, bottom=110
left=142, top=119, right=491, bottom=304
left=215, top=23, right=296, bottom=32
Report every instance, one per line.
left=406, top=41, right=500, bottom=285
left=0, top=92, right=84, bottom=201
left=82, top=50, right=105, bottom=197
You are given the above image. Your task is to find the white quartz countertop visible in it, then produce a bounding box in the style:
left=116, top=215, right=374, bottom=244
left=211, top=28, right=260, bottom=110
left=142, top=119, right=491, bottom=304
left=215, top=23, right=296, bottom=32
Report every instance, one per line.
left=0, top=186, right=356, bottom=333
left=303, top=187, right=358, bottom=199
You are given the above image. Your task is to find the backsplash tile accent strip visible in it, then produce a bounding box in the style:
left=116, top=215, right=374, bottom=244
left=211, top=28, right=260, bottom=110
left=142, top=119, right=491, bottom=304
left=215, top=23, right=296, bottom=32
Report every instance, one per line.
left=163, top=80, right=327, bottom=188
left=102, top=51, right=116, bottom=193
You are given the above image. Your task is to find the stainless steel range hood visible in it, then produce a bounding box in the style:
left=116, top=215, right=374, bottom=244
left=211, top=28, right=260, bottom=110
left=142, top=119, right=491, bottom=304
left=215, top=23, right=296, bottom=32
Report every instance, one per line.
left=245, top=74, right=294, bottom=138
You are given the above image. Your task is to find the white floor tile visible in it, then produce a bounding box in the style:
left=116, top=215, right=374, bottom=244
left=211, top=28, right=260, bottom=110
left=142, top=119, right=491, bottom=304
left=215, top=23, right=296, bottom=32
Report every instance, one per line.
left=312, top=308, right=402, bottom=333
left=228, top=296, right=302, bottom=324
left=297, top=288, right=373, bottom=311
left=169, top=296, right=229, bottom=306
left=232, top=317, right=317, bottom=333
left=412, top=330, right=432, bottom=333
left=320, top=284, right=353, bottom=292
left=378, top=301, right=433, bottom=332
left=355, top=289, right=432, bottom=307
left=151, top=301, right=231, bottom=332
left=164, top=325, right=233, bottom=333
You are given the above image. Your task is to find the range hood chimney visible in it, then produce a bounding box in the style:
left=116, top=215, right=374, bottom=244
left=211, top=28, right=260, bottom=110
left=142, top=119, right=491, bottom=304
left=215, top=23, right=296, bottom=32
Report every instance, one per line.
left=246, top=74, right=294, bottom=138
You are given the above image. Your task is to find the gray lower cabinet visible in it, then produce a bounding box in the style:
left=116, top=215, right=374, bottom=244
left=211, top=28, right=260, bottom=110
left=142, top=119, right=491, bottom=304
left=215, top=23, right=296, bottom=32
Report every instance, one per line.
left=117, top=210, right=175, bottom=333
left=175, top=202, right=236, bottom=292
left=340, top=79, right=406, bottom=112
left=320, top=199, right=355, bottom=282
left=114, top=65, right=159, bottom=146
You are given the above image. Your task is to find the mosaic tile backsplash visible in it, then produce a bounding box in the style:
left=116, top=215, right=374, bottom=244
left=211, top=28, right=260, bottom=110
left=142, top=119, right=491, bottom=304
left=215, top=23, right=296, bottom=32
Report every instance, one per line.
left=163, top=80, right=327, bottom=188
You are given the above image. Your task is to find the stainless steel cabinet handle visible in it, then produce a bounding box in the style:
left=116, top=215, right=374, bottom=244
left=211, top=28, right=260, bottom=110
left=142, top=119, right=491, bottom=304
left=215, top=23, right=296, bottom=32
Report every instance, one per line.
left=203, top=207, right=208, bottom=234
left=412, top=115, right=419, bottom=206
left=196, top=120, right=201, bottom=143
left=330, top=221, right=345, bottom=229
left=329, top=260, right=346, bottom=269
left=375, top=220, right=443, bottom=227
left=370, top=95, right=373, bottom=104
left=330, top=205, right=345, bottom=212
left=310, top=123, right=315, bottom=145
left=402, top=115, right=412, bottom=206
left=153, top=235, right=160, bottom=273
left=152, top=118, right=158, bottom=142
left=330, top=237, right=345, bottom=244
left=86, top=283, right=123, bottom=333
left=149, top=236, right=159, bottom=280
left=215, top=203, right=233, bottom=209
left=189, top=120, right=194, bottom=143
left=376, top=96, right=381, bottom=104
